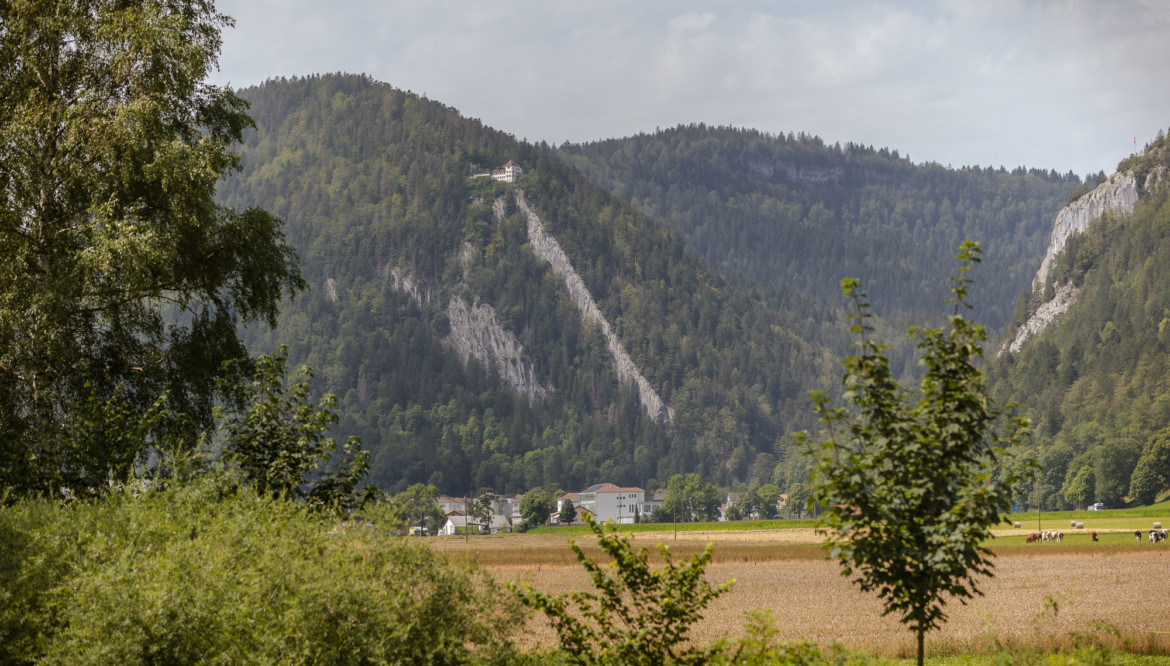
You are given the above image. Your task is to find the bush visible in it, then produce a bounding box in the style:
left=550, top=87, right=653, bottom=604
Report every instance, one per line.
left=511, top=513, right=732, bottom=665
left=0, top=476, right=519, bottom=664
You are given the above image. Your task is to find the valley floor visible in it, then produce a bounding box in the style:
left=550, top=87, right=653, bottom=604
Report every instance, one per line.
left=432, top=529, right=1170, bottom=658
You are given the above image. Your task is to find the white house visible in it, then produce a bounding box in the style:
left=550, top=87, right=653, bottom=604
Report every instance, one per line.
left=492, top=160, right=522, bottom=183
left=439, top=510, right=477, bottom=536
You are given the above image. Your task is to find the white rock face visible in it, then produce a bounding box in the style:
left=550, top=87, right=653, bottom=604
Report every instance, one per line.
left=514, top=190, right=674, bottom=424
left=1002, top=171, right=1139, bottom=357
left=1032, top=172, right=1138, bottom=293
left=388, top=265, right=548, bottom=401
left=1006, top=282, right=1080, bottom=354
left=746, top=158, right=844, bottom=185
left=446, top=296, right=548, bottom=401
left=389, top=267, right=432, bottom=305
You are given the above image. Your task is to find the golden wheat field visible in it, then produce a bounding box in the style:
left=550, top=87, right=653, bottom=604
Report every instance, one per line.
left=430, top=528, right=1170, bottom=658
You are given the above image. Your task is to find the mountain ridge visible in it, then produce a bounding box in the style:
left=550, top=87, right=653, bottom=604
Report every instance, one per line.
left=217, top=74, right=838, bottom=494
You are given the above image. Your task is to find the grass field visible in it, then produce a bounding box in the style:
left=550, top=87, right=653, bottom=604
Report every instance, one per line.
left=430, top=509, right=1170, bottom=661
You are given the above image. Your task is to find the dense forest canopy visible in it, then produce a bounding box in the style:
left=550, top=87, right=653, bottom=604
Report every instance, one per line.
left=557, top=125, right=1082, bottom=331
left=218, top=74, right=843, bottom=496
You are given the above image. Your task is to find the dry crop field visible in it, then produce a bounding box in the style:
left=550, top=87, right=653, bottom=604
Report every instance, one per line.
left=431, top=528, right=1170, bottom=658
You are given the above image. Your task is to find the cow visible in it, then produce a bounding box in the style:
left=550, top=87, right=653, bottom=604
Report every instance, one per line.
left=1091, top=531, right=1098, bottom=542
left=1026, top=533, right=1040, bottom=544
left=1135, top=530, right=1143, bottom=542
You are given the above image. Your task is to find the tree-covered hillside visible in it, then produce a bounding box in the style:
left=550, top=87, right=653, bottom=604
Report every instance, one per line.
left=988, top=132, right=1170, bottom=509
left=217, top=74, right=840, bottom=496
left=557, top=126, right=1082, bottom=330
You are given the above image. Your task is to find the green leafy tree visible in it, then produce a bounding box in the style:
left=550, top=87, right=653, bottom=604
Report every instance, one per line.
left=511, top=513, right=732, bottom=665
left=1062, top=464, right=1096, bottom=509
left=0, top=0, right=304, bottom=495
left=217, top=346, right=368, bottom=515
left=467, top=492, right=494, bottom=534
left=785, top=482, right=810, bottom=518
left=805, top=242, right=1032, bottom=666
left=657, top=473, right=720, bottom=523
left=387, top=483, right=445, bottom=535
left=754, top=483, right=782, bottom=520
left=519, top=488, right=552, bottom=530
left=1130, top=427, right=1170, bottom=504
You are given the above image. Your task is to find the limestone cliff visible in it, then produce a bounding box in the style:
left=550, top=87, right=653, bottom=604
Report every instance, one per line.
left=745, top=157, right=844, bottom=186
left=1003, top=172, right=1138, bottom=355
left=445, top=296, right=548, bottom=401
left=1005, top=282, right=1079, bottom=354
left=388, top=265, right=548, bottom=401
left=1032, top=172, right=1138, bottom=293
left=514, top=190, right=674, bottom=424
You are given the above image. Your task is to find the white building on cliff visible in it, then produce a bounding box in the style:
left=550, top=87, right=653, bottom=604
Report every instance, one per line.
left=492, top=160, right=522, bottom=183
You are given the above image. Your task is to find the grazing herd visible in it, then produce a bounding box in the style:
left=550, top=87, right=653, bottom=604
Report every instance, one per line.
left=1025, top=531, right=1064, bottom=543
left=1135, top=529, right=1168, bottom=543
left=1023, top=528, right=1168, bottom=543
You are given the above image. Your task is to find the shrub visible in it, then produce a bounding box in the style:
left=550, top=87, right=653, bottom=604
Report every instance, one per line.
left=511, top=513, right=732, bottom=665
left=0, top=476, right=519, bottom=664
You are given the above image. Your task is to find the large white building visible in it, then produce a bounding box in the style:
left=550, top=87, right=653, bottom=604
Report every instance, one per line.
left=575, top=483, right=646, bottom=525
left=492, top=160, right=522, bottom=183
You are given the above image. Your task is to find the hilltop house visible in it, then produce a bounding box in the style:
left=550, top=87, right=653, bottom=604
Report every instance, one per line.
left=492, top=160, right=522, bottom=183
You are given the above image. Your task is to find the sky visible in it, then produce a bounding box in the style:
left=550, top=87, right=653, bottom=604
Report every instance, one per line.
left=208, top=1, right=1170, bottom=178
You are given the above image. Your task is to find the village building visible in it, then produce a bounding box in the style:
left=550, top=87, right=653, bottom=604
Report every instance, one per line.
left=573, top=483, right=647, bottom=525
left=438, top=510, right=475, bottom=536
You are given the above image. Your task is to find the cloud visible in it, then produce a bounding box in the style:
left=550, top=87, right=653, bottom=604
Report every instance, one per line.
left=209, top=0, right=1170, bottom=175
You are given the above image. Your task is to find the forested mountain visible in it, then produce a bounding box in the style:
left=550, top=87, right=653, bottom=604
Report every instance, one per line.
left=989, top=132, right=1170, bottom=509
left=557, top=126, right=1082, bottom=330
left=217, top=74, right=842, bottom=496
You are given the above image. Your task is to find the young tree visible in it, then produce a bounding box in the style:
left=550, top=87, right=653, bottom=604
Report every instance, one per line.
left=217, top=347, right=369, bottom=515
left=558, top=500, right=578, bottom=525
left=804, top=243, right=1032, bottom=666
left=511, top=513, right=732, bottom=665
left=467, top=492, right=495, bottom=534
left=0, top=1, right=304, bottom=495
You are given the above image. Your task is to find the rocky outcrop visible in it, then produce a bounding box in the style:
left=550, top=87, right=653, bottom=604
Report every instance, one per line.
left=1005, top=282, right=1080, bottom=354
left=745, top=157, right=844, bottom=186
left=1032, top=172, right=1138, bottom=293
left=388, top=265, right=548, bottom=401
left=389, top=267, right=432, bottom=305
left=446, top=296, right=548, bottom=401
left=1002, top=172, right=1139, bottom=357
left=514, top=190, right=674, bottom=424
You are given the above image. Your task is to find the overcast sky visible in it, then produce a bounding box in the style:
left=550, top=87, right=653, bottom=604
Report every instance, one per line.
left=208, top=1, right=1170, bottom=178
